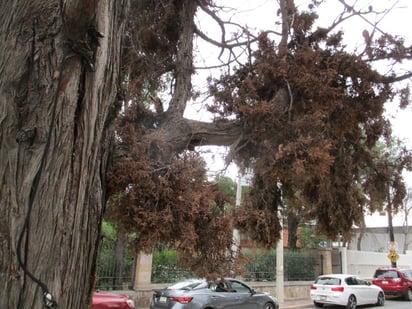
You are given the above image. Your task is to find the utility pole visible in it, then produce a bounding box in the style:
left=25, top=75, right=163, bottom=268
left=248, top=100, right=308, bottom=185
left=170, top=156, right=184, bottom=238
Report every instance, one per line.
left=232, top=175, right=242, bottom=257
left=386, top=192, right=401, bottom=267
left=276, top=212, right=284, bottom=303
left=276, top=180, right=284, bottom=304
left=388, top=207, right=396, bottom=263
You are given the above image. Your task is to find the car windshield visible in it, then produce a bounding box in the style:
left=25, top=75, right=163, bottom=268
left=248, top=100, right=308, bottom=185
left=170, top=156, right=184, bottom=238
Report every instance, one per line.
left=315, top=277, right=341, bottom=285
left=168, top=279, right=205, bottom=290
left=374, top=270, right=399, bottom=279
left=401, top=270, right=412, bottom=278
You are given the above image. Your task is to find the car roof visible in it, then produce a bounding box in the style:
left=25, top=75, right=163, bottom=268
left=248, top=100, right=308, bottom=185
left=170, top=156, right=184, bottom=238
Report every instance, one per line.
left=376, top=267, right=411, bottom=270
left=166, top=278, right=246, bottom=289
left=317, top=274, right=359, bottom=279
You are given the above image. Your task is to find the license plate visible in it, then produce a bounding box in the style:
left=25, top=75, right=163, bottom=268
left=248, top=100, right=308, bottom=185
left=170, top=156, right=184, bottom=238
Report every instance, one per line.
left=382, top=280, right=388, bottom=284
left=318, top=296, right=327, bottom=301
left=159, top=296, right=167, bottom=303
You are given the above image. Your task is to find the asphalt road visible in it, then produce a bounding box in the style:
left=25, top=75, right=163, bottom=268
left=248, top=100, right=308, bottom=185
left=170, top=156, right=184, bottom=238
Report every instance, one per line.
left=297, top=299, right=411, bottom=309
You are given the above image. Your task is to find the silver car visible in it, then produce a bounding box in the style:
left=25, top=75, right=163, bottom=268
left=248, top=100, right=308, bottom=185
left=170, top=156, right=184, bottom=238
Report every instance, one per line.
left=150, top=278, right=279, bottom=309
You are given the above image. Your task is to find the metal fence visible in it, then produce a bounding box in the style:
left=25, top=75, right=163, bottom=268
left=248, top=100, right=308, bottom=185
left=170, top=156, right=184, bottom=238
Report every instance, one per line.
left=242, top=249, right=320, bottom=282
left=95, top=237, right=135, bottom=290
left=150, top=249, right=321, bottom=283
left=95, top=246, right=325, bottom=288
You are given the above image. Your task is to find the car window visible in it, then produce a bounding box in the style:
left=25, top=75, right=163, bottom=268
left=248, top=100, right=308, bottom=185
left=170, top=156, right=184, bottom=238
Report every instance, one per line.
left=229, top=281, right=251, bottom=293
left=212, top=281, right=231, bottom=292
left=401, top=270, right=412, bottom=278
left=315, top=277, right=341, bottom=285
left=345, top=277, right=358, bottom=285
left=374, top=270, right=399, bottom=279
left=356, top=279, right=369, bottom=285
left=168, top=280, right=204, bottom=290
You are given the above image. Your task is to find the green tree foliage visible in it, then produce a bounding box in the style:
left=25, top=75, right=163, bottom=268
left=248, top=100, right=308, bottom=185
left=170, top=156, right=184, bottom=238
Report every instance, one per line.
left=151, top=249, right=193, bottom=283
left=298, top=225, right=329, bottom=249
left=215, top=176, right=237, bottom=200
left=243, top=249, right=317, bottom=281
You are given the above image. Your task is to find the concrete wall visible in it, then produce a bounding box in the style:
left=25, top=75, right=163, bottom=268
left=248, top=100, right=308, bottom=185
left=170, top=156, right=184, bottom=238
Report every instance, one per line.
left=348, top=226, right=412, bottom=253
left=346, top=249, right=412, bottom=279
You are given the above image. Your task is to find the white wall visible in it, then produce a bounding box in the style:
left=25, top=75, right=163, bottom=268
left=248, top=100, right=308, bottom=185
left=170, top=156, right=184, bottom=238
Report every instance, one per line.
left=346, top=249, right=412, bottom=279
left=348, top=226, right=412, bottom=253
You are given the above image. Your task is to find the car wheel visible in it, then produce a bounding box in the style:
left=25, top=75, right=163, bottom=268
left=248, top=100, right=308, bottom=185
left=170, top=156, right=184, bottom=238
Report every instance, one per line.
left=405, top=288, right=412, bottom=301
left=313, top=301, right=324, bottom=307
left=346, top=295, right=357, bottom=309
left=376, top=292, right=385, bottom=306
left=263, top=302, right=275, bottom=309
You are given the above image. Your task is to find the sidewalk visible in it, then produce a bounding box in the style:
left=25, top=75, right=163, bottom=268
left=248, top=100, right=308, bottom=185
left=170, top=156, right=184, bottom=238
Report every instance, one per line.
left=280, top=297, right=312, bottom=308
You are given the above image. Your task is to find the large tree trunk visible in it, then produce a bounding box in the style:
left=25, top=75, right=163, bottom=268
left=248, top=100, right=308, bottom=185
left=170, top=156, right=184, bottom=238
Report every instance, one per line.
left=0, top=1, right=128, bottom=308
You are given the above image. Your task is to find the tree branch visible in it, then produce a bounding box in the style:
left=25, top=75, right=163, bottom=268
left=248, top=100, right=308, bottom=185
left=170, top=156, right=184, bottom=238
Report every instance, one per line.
left=161, top=118, right=243, bottom=153
left=167, top=0, right=197, bottom=118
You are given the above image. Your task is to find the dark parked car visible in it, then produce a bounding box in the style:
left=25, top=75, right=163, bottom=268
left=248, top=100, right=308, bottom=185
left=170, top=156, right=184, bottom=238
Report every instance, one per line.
left=372, top=267, right=412, bottom=300
left=150, top=278, right=279, bottom=309
left=92, top=291, right=136, bottom=309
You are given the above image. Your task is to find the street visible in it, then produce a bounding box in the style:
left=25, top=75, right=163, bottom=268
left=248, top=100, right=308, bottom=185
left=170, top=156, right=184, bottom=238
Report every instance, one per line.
left=297, top=299, right=411, bottom=309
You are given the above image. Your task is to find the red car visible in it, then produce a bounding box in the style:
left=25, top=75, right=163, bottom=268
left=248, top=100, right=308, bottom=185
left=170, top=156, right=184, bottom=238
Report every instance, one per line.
left=372, top=267, right=412, bottom=301
left=92, top=291, right=136, bottom=309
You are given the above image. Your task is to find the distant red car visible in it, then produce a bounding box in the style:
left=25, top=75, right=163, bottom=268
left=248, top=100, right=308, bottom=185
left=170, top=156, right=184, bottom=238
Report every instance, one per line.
left=92, top=291, right=136, bottom=309
left=372, top=267, right=412, bottom=300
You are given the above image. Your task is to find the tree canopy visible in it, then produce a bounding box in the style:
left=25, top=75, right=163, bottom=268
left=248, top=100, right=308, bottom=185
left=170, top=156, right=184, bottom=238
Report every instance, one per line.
left=105, top=0, right=412, bottom=277
left=2, top=1, right=412, bottom=307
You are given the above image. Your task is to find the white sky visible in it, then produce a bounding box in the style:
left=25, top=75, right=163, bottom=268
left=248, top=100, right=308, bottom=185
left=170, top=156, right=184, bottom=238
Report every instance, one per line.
left=190, top=0, right=412, bottom=227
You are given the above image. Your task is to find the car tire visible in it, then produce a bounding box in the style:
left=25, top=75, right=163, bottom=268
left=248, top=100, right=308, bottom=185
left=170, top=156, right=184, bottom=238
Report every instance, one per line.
left=313, top=301, right=324, bottom=307
left=346, top=295, right=357, bottom=309
left=263, top=302, right=275, bottom=309
left=376, top=292, right=385, bottom=306
left=405, top=288, right=412, bottom=301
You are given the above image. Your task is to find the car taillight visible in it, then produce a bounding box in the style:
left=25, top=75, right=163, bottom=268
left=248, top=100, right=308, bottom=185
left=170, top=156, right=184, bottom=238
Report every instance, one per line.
left=310, top=285, right=317, bottom=290
left=331, top=286, right=344, bottom=292
left=126, top=299, right=135, bottom=308
left=171, top=296, right=193, bottom=304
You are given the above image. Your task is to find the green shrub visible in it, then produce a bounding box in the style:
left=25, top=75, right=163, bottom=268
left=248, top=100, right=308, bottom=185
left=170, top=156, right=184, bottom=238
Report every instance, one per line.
left=243, top=249, right=316, bottom=281
left=152, top=249, right=193, bottom=283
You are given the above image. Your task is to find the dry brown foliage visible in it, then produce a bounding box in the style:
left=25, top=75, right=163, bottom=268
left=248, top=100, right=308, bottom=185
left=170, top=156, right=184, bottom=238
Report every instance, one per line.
left=106, top=0, right=412, bottom=277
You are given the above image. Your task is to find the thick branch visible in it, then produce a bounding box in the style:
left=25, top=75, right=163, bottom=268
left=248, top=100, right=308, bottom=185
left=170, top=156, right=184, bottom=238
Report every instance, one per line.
left=383, top=71, right=412, bottom=83
left=162, top=118, right=243, bottom=152
left=167, top=0, right=197, bottom=118
left=278, top=0, right=294, bottom=57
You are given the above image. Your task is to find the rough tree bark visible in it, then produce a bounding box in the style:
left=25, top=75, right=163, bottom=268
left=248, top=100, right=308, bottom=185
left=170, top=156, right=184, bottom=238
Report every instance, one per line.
left=0, top=1, right=128, bottom=308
